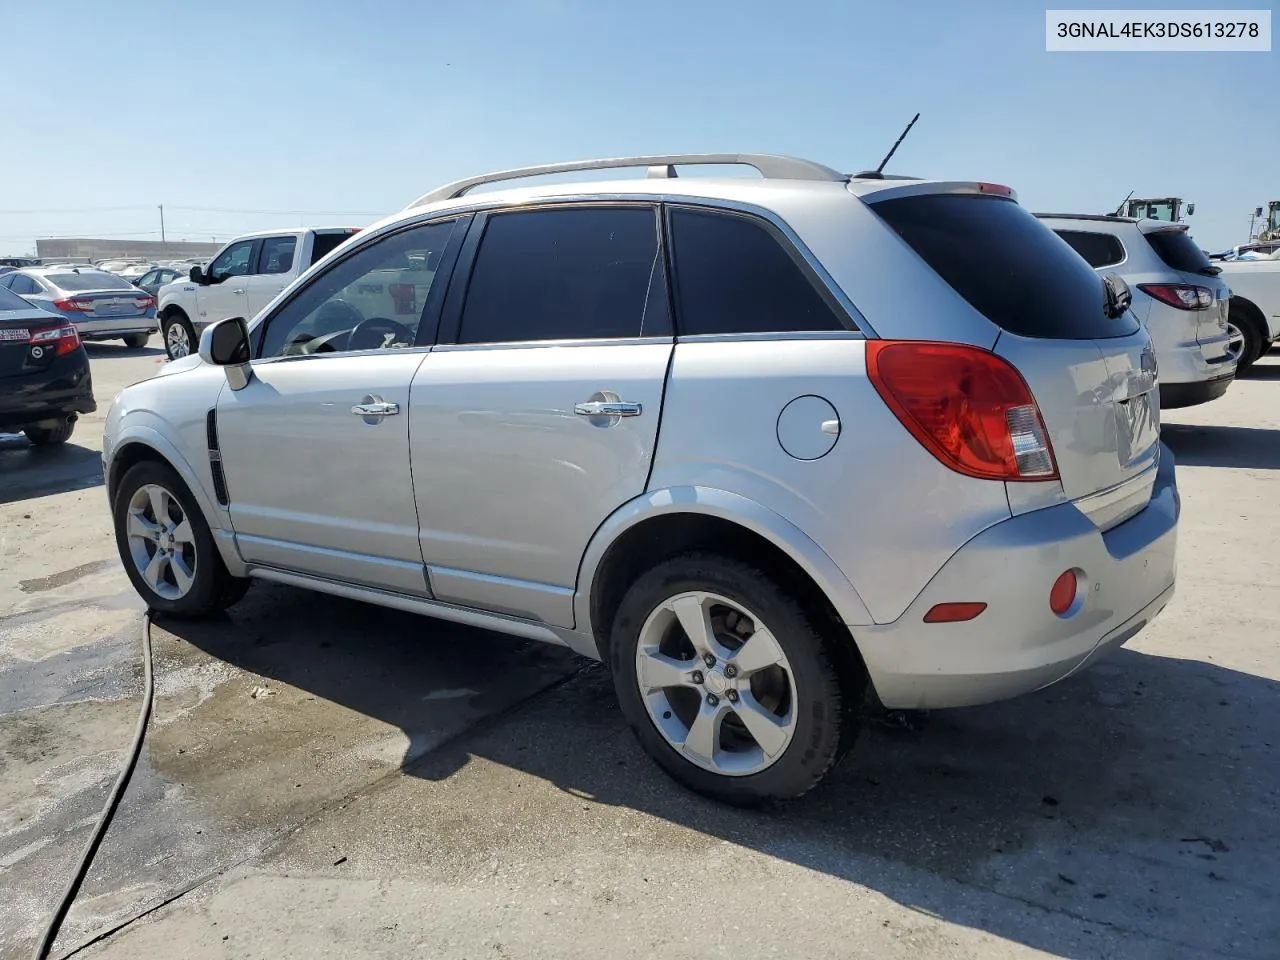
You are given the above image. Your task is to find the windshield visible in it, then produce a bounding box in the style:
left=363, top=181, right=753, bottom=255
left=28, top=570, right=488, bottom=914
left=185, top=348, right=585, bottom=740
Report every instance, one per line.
left=870, top=193, right=1137, bottom=339
left=46, top=271, right=136, bottom=291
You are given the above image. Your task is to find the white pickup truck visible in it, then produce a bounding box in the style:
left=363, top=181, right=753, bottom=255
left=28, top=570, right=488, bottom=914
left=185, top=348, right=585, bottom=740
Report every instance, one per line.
left=157, top=226, right=359, bottom=359
left=1220, top=251, right=1280, bottom=370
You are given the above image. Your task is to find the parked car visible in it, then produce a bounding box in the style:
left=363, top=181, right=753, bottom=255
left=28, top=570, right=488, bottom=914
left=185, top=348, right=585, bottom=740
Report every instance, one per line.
left=0, top=267, right=157, bottom=348
left=103, top=154, right=1178, bottom=804
left=1036, top=214, right=1236, bottom=407
left=133, top=265, right=188, bottom=297
left=1216, top=252, right=1280, bottom=368
left=157, top=227, right=360, bottom=359
left=0, top=283, right=94, bottom=445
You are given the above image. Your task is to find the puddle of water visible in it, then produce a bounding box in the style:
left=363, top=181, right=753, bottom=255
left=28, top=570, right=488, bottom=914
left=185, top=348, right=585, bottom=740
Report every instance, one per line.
left=19, top=559, right=116, bottom=594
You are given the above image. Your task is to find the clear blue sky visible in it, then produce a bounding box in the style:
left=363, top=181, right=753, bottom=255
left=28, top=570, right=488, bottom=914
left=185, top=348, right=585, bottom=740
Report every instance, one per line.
left=1, top=0, right=1274, bottom=253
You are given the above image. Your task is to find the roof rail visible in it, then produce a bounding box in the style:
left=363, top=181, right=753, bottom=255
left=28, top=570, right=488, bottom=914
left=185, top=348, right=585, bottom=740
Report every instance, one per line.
left=408, top=153, right=847, bottom=208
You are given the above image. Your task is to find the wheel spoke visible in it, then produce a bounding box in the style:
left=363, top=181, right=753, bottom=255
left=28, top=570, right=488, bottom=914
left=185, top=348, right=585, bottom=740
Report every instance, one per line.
left=169, top=554, right=195, bottom=594
left=682, top=699, right=729, bottom=766
left=732, top=625, right=786, bottom=676
left=151, top=487, right=175, bottom=525
left=128, top=510, right=161, bottom=541
left=171, top=517, right=194, bottom=546
left=732, top=692, right=792, bottom=758
left=142, top=551, right=168, bottom=589
left=637, top=650, right=696, bottom=692
left=670, top=594, right=716, bottom=658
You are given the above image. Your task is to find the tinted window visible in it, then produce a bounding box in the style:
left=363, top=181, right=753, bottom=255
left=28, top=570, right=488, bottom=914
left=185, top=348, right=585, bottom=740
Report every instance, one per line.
left=872, top=194, right=1135, bottom=340
left=46, top=272, right=134, bottom=291
left=260, top=219, right=456, bottom=358
left=457, top=206, right=664, bottom=344
left=258, top=236, right=297, bottom=275
left=669, top=208, right=848, bottom=336
left=1055, top=230, right=1125, bottom=268
left=1145, top=229, right=1215, bottom=275
left=0, top=285, right=32, bottom=310
left=310, top=231, right=356, bottom=266
left=10, top=275, right=43, bottom=295
left=208, top=241, right=255, bottom=281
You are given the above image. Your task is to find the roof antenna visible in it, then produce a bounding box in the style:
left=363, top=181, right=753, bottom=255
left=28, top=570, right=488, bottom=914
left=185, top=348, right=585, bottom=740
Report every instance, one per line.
left=854, top=113, right=920, bottom=179
left=1111, top=189, right=1134, bottom=217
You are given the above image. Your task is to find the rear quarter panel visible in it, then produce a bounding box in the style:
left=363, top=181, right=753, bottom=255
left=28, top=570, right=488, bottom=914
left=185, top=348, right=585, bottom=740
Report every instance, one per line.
left=648, top=336, right=1013, bottom=624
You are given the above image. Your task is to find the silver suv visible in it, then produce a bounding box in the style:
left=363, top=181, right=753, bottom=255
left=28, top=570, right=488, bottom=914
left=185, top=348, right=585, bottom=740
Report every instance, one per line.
left=102, top=154, right=1180, bottom=803
left=1037, top=213, right=1236, bottom=406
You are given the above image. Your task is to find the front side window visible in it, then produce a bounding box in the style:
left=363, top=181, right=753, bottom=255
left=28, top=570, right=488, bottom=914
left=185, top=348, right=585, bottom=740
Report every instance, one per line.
left=258, top=236, right=297, bottom=275
left=208, top=241, right=255, bottom=282
left=1055, top=229, right=1126, bottom=269
left=259, top=219, right=457, bottom=358
left=456, top=206, right=665, bottom=344
left=668, top=207, right=849, bottom=336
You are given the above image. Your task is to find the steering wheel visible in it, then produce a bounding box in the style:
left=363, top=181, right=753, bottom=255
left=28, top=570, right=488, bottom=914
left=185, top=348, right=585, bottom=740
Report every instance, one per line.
left=348, top=316, right=414, bottom=351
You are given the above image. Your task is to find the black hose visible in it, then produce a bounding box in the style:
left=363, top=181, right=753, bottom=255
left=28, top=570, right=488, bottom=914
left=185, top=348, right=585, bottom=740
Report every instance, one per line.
left=31, top=612, right=155, bottom=960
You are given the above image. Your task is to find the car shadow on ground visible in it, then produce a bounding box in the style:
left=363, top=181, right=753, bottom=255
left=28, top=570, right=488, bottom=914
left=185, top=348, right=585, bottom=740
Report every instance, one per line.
left=0, top=434, right=103, bottom=504
left=166, top=583, right=1280, bottom=959
left=1162, top=423, right=1280, bottom=470
left=1238, top=358, right=1280, bottom=380
left=84, top=342, right=165, bottom=359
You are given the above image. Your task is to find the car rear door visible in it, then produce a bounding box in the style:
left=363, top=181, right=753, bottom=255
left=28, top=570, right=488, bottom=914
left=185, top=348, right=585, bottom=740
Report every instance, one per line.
left=243, top=234, right=299, bottom=317
left=215, top=218, right=466, bottom=595
left=409, top=204, right=672, bottom=628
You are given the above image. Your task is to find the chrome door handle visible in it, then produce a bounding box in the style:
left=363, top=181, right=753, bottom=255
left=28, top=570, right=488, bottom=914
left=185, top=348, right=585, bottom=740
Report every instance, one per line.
left=574, top=401, right=642, bottom=417
left=351, top=401, right=400, bottom=417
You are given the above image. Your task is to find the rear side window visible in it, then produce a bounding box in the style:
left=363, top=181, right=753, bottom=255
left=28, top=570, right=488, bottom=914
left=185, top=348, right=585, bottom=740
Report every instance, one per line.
left=310, top=231, right=355, bottom=266
left=669, top=207, right=849, bottom=336
left=1145, top=229, right=1215, bottom=275
left=457, top=206, right=665, bottom=344
left=872, top=194, right=1136, bottom=339
left=1055, top=230, right=1125, bottom=269
left=0, top=286, right=32, bottom=310
left=258, top=236, right=297, bottom=274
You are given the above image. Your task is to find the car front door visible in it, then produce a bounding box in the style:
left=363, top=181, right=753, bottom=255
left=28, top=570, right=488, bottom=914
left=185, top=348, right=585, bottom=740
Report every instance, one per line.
left=243, top=234, right=299, bottom=317
left=215, top=217, right=467, bottom=595
left=196, top=239, right=257, bottom=330
left=409, top=204, right=672, bottom=628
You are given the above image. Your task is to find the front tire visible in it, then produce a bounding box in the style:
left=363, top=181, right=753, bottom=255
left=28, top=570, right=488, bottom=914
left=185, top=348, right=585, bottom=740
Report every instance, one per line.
left=112, top=461, right=250, bottom=617
left=609, top=553, right=862, bottom=805
left=24, top=419, right=75, bottom=446
left=162, top=312, right=195, bottom=360
left=123, top=333, right=151, bottom=349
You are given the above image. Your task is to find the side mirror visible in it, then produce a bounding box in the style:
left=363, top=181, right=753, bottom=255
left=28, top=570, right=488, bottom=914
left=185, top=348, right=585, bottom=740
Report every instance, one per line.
left=1186, top=203, right=1195, bottom=216
left=189, top=265, right=205, bottom=284
left=198, top=317, right=253, bottom=390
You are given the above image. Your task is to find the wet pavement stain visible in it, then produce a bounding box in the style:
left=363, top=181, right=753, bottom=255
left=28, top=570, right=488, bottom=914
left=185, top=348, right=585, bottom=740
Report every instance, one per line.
left=19, top=559, right=116, bottom=594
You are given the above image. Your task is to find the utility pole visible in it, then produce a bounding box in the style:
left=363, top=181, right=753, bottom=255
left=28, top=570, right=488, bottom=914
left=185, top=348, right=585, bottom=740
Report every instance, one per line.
left=158, top=204, right=166, bottom=253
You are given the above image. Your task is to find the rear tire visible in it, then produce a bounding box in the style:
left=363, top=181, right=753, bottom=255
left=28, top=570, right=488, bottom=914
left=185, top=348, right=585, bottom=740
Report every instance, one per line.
left=162, top=312, right=195, bottom=360
left=123, top=333, right=151, bottom=349
left=112, top=460, right=250, bottom=617
left=609, top=552, right=862, bottom=805
left=1228, top=306, right=1264, bottom=371
left=24, top=419, right=75, bottom=446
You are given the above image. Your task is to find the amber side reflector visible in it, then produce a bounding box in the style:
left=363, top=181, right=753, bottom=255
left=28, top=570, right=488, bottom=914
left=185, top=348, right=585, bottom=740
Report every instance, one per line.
left=923, top=602, right=988, bottom=624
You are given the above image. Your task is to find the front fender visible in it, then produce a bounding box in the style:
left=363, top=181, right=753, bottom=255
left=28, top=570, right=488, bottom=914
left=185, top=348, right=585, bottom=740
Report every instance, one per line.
left=574, top=485, right=875, bottom=646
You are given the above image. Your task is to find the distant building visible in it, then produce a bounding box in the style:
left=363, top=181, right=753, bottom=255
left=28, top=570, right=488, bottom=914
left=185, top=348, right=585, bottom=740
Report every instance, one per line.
left=35, top=238, right=222, bottom=260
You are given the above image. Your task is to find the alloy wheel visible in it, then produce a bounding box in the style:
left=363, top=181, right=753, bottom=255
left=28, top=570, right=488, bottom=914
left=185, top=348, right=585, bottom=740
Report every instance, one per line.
left=166, top=322, right=191, bottom=359
left=125, top=483, right=198, bottom=600
left=635, top=591, right=798, bottom=777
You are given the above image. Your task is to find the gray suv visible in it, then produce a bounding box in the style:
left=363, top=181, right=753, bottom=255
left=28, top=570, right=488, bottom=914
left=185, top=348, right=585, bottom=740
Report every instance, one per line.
left=102, top=154, right=1179, bottom=803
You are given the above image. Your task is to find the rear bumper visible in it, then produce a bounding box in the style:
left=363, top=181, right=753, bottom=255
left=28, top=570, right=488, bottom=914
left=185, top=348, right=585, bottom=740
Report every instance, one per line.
left=74, top=315, right=159, bottom=340
left=0, top=355, right=96, bottom=428
left=854, top=443, right=1179, bottom=710
left=1159, top=373, right=1233, bottom=409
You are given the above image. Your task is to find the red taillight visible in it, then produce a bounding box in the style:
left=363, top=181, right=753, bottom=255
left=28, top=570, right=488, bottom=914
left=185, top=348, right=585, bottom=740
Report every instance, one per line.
left=134, top=295, right=156, bottom=310
left=29, top=323, right=81, bottom=356
left=977, top=182, right=1013, bottom=196
left=1049, top=570, right=1079, bottom=616
left=866, top=340, right=1058, bottom=482
left=923, top=602, right=987, bottom=623
left=53, top=297, right=94, bottom=312
left=1137, top=283, right=1213, bottom=310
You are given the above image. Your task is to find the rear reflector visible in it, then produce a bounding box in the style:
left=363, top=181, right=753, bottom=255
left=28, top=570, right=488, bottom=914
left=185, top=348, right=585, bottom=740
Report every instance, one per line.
left=923, top=602, right=987, bottom=623
left=866, top=340, right=1059, bottom=481
left=1137, top=283, right=1213, bottom=310
left=1050, top=570, right=1078, bottom=616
